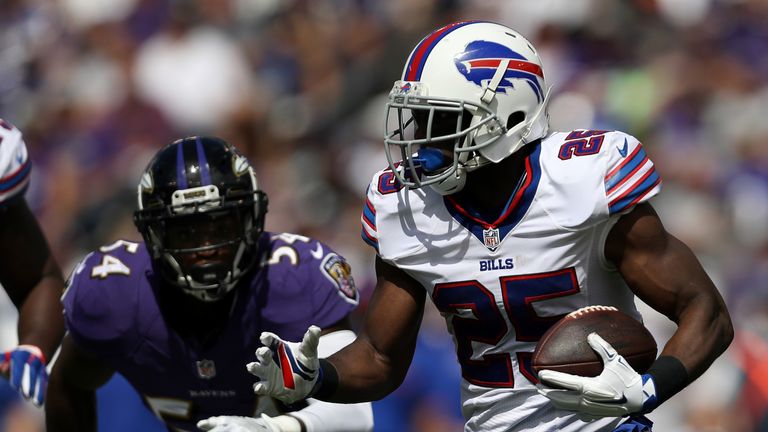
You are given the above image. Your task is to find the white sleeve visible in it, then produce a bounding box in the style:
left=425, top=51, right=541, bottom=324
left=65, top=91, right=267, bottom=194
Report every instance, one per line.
left=288, top=330, right=374, bottom=432
left=602, top=132, right=662, bottom=216
left=0, top=120, right=31, bottom=204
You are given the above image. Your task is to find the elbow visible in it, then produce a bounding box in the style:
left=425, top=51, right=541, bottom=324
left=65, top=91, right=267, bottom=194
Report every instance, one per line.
left=715, top=308, right=734, bottom=354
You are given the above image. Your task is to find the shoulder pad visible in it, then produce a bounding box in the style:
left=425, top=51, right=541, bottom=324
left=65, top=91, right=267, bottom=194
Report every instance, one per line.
left=62, top=241, right=151, bottom=354
left=537, top=130, right=662, bottom=227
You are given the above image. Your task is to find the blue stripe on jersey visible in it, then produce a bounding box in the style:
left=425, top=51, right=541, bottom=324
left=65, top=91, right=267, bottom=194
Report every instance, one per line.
left=361, top=227, right=378, bottom=251
left=0, top=159, right=31, bottom=192
left=605, top=146, right=647, bottom=193
left=362, top=200, right=376, bottom=229
left=609, top=170, right=661, bottom=215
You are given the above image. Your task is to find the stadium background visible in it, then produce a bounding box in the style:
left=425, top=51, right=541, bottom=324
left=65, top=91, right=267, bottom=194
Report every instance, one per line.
left=0, top=0, right=766, bottom=430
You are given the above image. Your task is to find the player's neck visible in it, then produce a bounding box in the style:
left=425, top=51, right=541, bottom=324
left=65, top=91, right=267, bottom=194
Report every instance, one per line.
left=452, top=151, right=527, bottom=218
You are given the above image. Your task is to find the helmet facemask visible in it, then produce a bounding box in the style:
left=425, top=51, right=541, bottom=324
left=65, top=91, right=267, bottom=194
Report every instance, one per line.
left=133, top=137, right=268, bottom=302
left=384, top=81, right=506, bottom=195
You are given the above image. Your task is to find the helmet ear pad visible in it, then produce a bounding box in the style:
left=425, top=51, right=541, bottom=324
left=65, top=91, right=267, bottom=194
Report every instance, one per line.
left=507, top=111, right=526, bottom=130
left=133, top=136, right=268, bottom=302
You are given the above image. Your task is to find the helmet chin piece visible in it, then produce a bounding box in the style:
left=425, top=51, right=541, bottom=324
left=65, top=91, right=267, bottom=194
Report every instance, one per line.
left=478, top=85, right=552, bottom=163
left=428, top=166, right=467, bottom=195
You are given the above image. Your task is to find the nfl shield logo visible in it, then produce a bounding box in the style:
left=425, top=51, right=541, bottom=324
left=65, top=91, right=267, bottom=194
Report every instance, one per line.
left=483, top=228, right=500, bottom=250
left=196, top=359, right=216, bottom=379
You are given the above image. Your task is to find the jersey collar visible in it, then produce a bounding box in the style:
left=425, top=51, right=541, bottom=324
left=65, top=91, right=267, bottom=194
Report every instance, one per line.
left=443, top=142, right=541, bottom=251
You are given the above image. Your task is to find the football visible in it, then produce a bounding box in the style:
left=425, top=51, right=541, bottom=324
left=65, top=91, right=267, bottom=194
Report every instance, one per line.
left=532, top=305, right=657, bottom=378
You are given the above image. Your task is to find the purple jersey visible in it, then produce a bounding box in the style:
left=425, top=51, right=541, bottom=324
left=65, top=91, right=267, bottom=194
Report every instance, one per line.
left=63, top=232, right=358, bottom=432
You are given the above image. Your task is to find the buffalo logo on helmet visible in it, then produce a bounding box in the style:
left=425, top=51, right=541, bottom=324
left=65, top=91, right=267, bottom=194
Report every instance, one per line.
left=454, top=40, right=544, bottom=102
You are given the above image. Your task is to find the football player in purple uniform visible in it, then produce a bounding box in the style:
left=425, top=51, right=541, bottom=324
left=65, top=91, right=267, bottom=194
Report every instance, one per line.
left=0, top=119, right=66, bottom=407
left=45, top=137, right=373, bottom=432
left=243, top=21, right=733, bottom=431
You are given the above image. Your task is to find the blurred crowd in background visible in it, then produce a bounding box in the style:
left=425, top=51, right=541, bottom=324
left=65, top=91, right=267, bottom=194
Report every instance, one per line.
left=0, top=0, right=766, bottom=430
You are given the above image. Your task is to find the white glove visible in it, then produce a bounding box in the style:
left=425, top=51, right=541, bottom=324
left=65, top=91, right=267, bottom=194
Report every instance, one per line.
left=537, top=333, right=657, bottom=419
left=248, top=326, right=321, bottom=404
left=197, top=414, right=302, bottom=432
left=197, top=415, right=273, bottom=432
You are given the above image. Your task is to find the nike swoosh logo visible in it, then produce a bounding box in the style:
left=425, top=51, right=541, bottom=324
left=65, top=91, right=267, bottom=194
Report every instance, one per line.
left=310, top=243, right=324, bottom=260
left=618, top=138, right=628, bottom=157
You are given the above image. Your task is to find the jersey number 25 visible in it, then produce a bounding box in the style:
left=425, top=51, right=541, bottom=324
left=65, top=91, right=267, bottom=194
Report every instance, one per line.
left=431, top=268, right=579, bottom=387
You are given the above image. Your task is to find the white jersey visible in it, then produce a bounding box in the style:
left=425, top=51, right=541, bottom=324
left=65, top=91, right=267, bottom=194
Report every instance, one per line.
left=361, top=130, right=662, bottom=431
left=0, top=119, right=30, bottom=205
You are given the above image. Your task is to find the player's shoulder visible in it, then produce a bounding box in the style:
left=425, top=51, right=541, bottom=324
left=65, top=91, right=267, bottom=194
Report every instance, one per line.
left=364, top=165, right=432, bottom=217
left=536, top=130, right=653, bottom=227
left=263, top=231, right=357, bottom=303
left=68, top=239, right=152, bottom=285
left=63, top=240, right=153, bottom=345
left=0, top=119, right=30, bottom=204
left=265, top=231, right=340, bottom=270
left=541, top=129, right=639, bottom=163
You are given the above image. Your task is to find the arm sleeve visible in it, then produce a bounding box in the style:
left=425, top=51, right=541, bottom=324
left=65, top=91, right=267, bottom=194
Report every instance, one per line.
left=602, top=133, right=662, bottom=216
left=360, top=185, right=379, bottom=253
left=289, top=330, right=374, bottom=432
left=0, top=120, right=31, bottom=205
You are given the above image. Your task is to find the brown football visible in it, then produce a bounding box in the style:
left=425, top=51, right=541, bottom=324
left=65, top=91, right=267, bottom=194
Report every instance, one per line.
left=532, top=305, right=657, bottom=378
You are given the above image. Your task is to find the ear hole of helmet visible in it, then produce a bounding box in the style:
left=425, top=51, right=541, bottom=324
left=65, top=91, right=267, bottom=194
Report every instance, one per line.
left=507, top=111, right=526, bottom=130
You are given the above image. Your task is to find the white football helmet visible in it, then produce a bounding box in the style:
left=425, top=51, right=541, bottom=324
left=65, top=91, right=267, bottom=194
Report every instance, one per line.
left=384, top=21, right=551, bottom=195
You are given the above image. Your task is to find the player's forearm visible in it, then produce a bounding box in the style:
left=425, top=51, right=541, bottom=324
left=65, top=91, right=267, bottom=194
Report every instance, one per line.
left=316, top=338, right=407, bottom=403
left=659, top=286, right=733, bottom=380
left=17, top=267, right=66, bottom=359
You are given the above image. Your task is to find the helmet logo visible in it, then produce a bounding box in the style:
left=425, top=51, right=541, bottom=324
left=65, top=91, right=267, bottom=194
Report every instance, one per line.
left=140, top=172, right=154, bottom=193
left=196, top=359, right=216, bottom=379
left=454, top=41, right=544, bottom=102
left=233, top=155, right=250, bottom=177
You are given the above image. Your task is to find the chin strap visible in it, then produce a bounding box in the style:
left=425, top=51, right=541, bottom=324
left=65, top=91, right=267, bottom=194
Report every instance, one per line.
left=481, top=59, right=511, bottom=104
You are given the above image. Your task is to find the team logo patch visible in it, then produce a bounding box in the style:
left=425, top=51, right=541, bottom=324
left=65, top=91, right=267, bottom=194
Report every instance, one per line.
left=196, top=359, right=216, bottom=379
left=454, top=40, right=544, bottom=102
left=321, top=254, right=358, bottom=302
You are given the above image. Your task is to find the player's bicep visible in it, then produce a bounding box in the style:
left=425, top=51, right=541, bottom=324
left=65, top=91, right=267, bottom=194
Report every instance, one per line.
left=52, top=334, right=115, bottom=391
left=605, top=203, right=712, bottom=320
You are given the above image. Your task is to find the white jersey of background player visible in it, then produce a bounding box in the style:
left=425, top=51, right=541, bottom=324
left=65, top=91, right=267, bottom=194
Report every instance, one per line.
left=0, top=120, right=31, bottom=203
left=363, top=127, right=660, bottom=430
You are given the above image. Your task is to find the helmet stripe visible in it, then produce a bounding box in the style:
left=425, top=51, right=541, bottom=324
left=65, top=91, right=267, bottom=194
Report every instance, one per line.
left=465, top=59, right=543, bottom=78
left=176, top=139, right=188, bottom=189
left=405, top=21, right=474, bottom=82
left=196, top=136, right=211, bottom=185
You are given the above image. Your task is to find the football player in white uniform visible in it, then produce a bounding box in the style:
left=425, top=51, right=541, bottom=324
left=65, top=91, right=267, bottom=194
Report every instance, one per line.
left=245, top=22, right=733, bottom=431
left=0, top=119, right=65, bottom=406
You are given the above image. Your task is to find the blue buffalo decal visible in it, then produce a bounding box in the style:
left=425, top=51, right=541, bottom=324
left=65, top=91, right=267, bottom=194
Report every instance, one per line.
left=454, top=41, right=544, bottom=102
